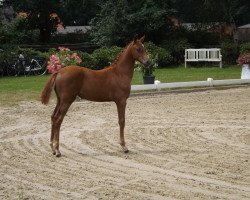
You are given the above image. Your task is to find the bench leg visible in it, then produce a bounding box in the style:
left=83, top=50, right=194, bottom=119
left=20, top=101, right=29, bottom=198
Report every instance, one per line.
left=219, top=61, right=222, bottom=68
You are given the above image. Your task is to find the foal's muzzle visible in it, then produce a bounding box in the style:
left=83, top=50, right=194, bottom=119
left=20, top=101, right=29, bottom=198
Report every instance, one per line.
left=143, top=60, right=152, bottom=68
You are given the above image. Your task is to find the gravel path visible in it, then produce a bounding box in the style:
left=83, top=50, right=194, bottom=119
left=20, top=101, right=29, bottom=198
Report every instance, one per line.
left=0, top=87, right=250, bottom=199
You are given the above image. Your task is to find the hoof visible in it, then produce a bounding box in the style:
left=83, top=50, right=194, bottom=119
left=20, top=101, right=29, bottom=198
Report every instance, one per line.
left=124, top=149, right=129, bottom=153
left=121, top=145, right=129, bottom=153
left=55, top=150, right=61, bottom=157
left=55, top=153, right=61, bottom=157
left=50, top=143, right=56, bottom=155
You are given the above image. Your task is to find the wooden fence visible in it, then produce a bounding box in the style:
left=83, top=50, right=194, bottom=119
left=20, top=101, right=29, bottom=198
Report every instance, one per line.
left=19, top=43, right=99, bottom=53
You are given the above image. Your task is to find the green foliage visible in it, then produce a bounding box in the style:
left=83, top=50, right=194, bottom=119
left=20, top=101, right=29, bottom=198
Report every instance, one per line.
left=91, top=46, right=122, bottom=69
left=73, top=46, right=122, bottom=70
left=239, top=42, right=250, bottom=54
left=135, top=42, right=173, bottom=76
left=76, top=51, right=95, bottom=68
left=186, top=30, right=220, bottom=47
left=51, top=32, right=92, bottom=44
left=90, top=0, right=173, bottom=46
left=78, top=43, right=172, bottom=71
left=4, top=0, right=62, bottom=42
left=145, top=42, right=173, bottom=67
left=91, top=48, right=113, bottom=69
left=90, top=0, right=128, bottom=46
left=221, top=41, right=239, bottom=65
left=175, top=0, right=250, bottom=26
left=3, top=0, right=250, bottom=47
left=60, top=0, right=100, bottom=26
left=163, top=38, right=191, bottom=64
left=0, top=47, right=16, bottom=72
left=0, top=17, right=39, bottom=44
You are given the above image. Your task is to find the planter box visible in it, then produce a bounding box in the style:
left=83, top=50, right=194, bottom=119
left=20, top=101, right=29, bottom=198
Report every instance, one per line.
left=241, top=64, right=250, bottom=79
left=143, top=75, right=155, bottom=84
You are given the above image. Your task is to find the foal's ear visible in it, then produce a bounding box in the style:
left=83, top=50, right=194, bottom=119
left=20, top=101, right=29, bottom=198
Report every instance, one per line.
left=133, top=34, right=139, bottom=43
left=133, top=35, right=145, bottom=44
left=139, top=35, right=145, bottom=43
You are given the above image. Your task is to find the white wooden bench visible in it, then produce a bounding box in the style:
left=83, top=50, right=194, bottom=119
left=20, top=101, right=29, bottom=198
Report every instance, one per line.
left=184, top=48, right=222, bottom=68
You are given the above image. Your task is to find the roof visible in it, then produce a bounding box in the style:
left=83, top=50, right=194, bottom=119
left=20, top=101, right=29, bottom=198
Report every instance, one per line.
left=181, top=23, right=219, bottom=31
left=57, top=26, right=91, bottom=34
left=238, top=24, right=250, bottom=29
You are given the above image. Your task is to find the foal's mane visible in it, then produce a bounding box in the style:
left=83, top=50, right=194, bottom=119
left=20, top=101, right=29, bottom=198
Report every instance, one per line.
left=111, top=41, right=133, bottom=67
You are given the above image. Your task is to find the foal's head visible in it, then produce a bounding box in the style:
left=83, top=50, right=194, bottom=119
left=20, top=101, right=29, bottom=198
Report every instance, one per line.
left=130, top=36, right=151, bottom=67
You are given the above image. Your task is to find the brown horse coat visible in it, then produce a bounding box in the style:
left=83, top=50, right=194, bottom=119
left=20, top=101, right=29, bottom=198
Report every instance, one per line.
left=41, top=36, right=150, bottom=157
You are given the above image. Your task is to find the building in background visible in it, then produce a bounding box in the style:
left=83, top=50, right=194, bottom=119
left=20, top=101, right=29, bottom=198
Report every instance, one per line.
left=237, top=24, right=250, bottom=42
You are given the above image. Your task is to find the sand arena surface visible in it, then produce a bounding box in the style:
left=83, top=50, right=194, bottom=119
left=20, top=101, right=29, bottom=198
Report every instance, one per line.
left=0, top=87, right=250, bottom=199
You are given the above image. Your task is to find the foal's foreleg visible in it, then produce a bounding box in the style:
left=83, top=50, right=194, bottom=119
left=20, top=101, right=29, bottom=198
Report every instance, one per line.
left=116, top=100, right=129, bottom=153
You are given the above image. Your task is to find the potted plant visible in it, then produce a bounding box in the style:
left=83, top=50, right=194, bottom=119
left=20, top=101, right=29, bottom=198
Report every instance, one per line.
left=142, top=65, right=155, bottom=84
left=237, top=52, right=250, bottom=79
left=136, top=53, right=158, bottom=84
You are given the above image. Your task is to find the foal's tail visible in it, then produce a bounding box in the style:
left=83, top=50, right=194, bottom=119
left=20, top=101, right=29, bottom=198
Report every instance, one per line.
left=41, top=73, right=57, bottom=105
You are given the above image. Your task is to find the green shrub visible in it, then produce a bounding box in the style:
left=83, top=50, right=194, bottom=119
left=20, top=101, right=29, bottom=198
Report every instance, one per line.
left=91, top=48, right=111, bottom=69
left=106, top=46, right=123, bottom=63
left=186, top=30, right=220, bottom=48
left=76, top=51, right=96, bottom=68
left=0, top=17, right=39, bottom=45
left=145, top=42, right=173, bottom=67
left=163, top=39, right=191, bottom=64
left=239, top=42, right=250, bottom=54
left=0, top=46, right=20, bottom=74
left=52, top=32, right=92, bottom=44
left=91, top=46, right=122, bottom=69
left=221, top=41, right=238, bottom=65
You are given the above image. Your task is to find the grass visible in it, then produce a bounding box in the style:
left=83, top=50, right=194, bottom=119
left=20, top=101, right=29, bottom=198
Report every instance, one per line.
left=132, top=65, right=241, bottom=84
left=0, top=65, right=241, bottom=106
left=0, top=75, right=48, bottom=106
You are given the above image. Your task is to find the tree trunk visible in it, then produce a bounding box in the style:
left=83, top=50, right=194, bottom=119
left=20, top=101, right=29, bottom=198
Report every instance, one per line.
left=39, top=27, right=52, bottom=43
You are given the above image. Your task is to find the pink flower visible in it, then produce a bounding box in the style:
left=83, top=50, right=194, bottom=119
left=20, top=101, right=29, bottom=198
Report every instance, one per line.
left=74, top=55, right=82, bottom=63
left=56, top=64, right=62, bottom=70
left=47, top=64, right=56, bottom=74
left=238, top=53, right=250, bottom=66
left=71, top=52, right=82, bottom=63
left=50, top=55, right=60, bottom=63
left=66, top=54, right=71, bottom=60
left=47, top=47, right=83, bottom=73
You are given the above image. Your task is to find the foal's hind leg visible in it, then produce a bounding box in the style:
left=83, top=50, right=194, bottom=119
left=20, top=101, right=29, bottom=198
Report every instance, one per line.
left=116, top=100, right=129, bottom=153
left=50, top=100, right=60, bottom=155
left=51, top=100, right=74, bottom=157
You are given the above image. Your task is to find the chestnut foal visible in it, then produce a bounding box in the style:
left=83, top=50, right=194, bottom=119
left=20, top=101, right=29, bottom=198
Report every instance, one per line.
left=41, top=36, right=150, bottom=157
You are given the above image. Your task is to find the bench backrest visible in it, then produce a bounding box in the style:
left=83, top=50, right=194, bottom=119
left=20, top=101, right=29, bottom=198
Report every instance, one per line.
left=185, top=48, right=222, bottom=61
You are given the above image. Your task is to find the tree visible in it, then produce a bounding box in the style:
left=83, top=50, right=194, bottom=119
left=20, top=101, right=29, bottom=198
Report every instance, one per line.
left=175, top=0, right=250, bottom=26
left=2, top=0, right=62, bottom=43
left=90, top=0, right=175, bottom=46
left=61, top=0, right=100, bottom=25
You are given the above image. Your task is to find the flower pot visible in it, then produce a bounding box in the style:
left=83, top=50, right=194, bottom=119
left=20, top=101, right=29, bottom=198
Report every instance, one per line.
left=143, top=75, right=155, bottom=84
left=241, top=64, right=250, bottom=79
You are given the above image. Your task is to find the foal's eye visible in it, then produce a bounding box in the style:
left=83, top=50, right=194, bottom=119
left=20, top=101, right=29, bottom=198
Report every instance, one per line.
left=137, top=48, right=142, bottom=53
